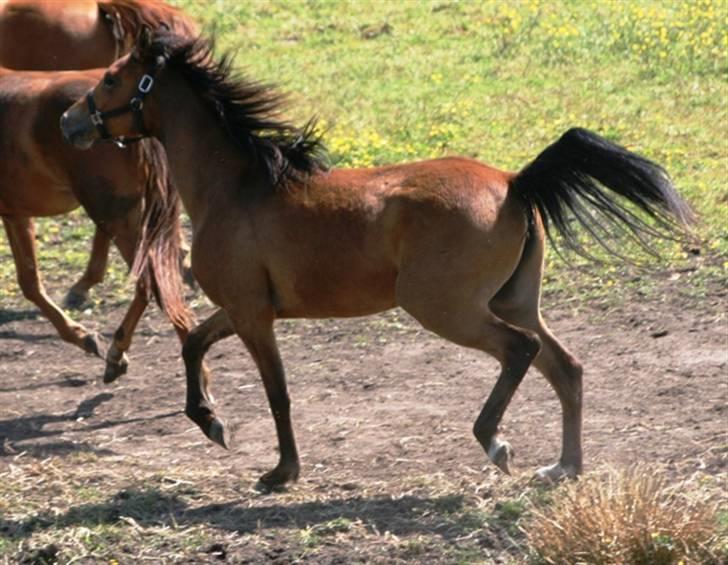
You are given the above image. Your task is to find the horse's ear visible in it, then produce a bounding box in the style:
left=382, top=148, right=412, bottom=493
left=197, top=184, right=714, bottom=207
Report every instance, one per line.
left=136, top=25, right=153, bottom=54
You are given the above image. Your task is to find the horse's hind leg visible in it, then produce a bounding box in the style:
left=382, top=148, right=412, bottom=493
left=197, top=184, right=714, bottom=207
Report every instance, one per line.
left=397, top=277, right=541, bottom=475
left=64, top=227, right=111, bottom=309
left=2, top=216, right=103, bottom=357
left=493, top=299, right=583, bottom=480
left=490, top=227, right=583, bottom=481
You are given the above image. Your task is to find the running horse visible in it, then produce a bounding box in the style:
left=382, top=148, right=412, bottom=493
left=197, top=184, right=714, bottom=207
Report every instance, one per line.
left=61, top=30, right=693, bottom=488
left=0, top=0, right=196, bottom=307
left=1, top=66, right=193, bottom=383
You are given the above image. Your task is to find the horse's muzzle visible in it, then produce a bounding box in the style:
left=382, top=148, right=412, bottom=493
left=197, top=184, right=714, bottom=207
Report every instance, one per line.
left=60, top=110, right=95, bottom=150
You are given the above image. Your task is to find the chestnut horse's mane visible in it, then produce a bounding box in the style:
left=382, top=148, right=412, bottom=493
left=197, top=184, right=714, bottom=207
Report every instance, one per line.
left=146, top=31, right=328, bottom=191
left=98, top=0, right=198, bottom=38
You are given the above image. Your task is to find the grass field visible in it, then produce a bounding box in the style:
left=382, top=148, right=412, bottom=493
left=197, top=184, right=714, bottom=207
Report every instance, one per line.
left=0, top=1, right=726, bottom=563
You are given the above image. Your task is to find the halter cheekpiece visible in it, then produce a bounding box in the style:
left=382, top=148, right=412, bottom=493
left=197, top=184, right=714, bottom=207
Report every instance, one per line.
left=86, top=59, right=163, bottom=148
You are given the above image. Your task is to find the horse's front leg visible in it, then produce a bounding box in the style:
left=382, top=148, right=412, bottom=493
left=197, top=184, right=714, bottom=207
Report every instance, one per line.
left=182, top=308, right=235, bottom=446
left=64, top=227, right=111, bottom=309
left=237, top=317, right=300, bottom=490
left=102, top=279, right=148, bottom=382
left=2, top=216, right=104, bottom=357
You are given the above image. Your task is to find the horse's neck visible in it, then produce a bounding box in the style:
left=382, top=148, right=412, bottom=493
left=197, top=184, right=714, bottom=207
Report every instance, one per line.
left=155, top=78, right=251, bottom=228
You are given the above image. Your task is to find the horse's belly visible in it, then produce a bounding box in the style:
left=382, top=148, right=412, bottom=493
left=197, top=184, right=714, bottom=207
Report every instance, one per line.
left=274, top=265, right=398, bottom=319
left=0, top=177, right=78, bottom=216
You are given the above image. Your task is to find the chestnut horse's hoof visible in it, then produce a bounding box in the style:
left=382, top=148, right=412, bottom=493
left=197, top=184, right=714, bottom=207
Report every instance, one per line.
left=63, top=288, right=89, bottom=310
left=207, top=417, right=231, bottom=450
left=256, top=462, right=300, bottom=492
left=487, top=438, right=514, bottom=475
left=103, top=353, right=129, bottom=383
left=534, top=462, right=579, bottom=484
left=82, top=333, right=105, bottom=358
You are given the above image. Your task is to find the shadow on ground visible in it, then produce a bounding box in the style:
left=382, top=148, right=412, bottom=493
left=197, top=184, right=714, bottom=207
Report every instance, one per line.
left=0, top=486, right=501, bottom=546
left=0, top=394, right=181, bottom=459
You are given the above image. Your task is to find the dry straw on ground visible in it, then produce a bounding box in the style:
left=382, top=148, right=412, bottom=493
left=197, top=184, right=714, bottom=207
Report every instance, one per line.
left=523, top=466, right=726, bottom=564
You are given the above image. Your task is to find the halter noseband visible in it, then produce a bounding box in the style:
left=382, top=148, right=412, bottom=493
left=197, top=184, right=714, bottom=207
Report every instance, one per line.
left=86, top=62, right=161, bottom=148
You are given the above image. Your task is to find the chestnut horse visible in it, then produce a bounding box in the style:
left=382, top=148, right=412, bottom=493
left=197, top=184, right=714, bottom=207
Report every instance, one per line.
left=1, top=66, right=192, bottom=382
left=61, top=30, right=693, bottom=489
left=0, top=0, right=196, bottom=307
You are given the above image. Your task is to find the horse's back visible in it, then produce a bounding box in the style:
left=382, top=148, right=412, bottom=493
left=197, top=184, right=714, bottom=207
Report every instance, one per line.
left=319, top=156, right=524, bottom=251
left=0, top=0, right=108, bottom=70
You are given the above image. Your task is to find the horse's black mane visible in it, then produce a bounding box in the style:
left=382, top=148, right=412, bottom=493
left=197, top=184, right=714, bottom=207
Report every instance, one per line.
left=143, top=30, right=328, bottom=190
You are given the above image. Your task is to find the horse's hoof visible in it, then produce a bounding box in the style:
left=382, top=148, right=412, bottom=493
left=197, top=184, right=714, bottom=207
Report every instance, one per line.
left=63, top=289, right=89, bottom=310
left=534, top=462, right=579, bottom=484
left=207, top=417, right=231, bottom=449
left=103, top=354, right=128, bottom=383
left=256, top=463, right=300, bottom=492
left=487, top=438, right=514, bottom=475
left=83, top=333, right=105, bottom=358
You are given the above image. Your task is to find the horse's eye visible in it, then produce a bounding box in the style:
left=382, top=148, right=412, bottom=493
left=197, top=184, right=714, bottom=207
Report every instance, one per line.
left=103, top=74, right=115, bottom=88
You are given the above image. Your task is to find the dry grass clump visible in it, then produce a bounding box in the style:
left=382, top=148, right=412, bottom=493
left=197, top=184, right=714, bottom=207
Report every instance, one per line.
left=524, top=467, right=725, bottom=565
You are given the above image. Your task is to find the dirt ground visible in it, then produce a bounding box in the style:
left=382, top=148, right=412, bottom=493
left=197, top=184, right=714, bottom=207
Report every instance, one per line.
left=0, top=269, right=725, bottom=563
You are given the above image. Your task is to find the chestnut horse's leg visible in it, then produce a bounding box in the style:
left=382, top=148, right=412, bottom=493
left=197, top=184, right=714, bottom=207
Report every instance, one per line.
left=101, top=232, right=198, bottom=383
left=182, top=308, right=234, bottom=446
left=491, top=226, right=584, bottom=482
left=63, top=227, right=112, bottom=309
left=395, top=255, right=541, bottom=475
left=102, top=280, right=148, bottom=383
left=2, top=216, right=104, bottom=357
left=469, top=319, right=542, bottom=474
left=239, top=324, right=300, bottom=490
left=222, top=304, right=300, bottom=490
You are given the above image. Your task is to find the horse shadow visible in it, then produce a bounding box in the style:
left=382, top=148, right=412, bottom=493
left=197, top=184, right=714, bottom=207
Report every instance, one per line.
left=0, top=393, right=180, bottom=459
left=0, top=393, right=115, bottom=457
left=0, top=308, right=41, bottom=326
left=0, top=372, right=89, bottom=393
left=0, top=486, right=489, bottom=547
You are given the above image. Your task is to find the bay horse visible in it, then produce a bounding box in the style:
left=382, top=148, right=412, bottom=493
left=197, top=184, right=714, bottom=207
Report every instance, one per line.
left=0, top=0, right=196, bottom=308
left=61, top=30, right=693, bottom=489
left=1, top=65, right=193, bottom=383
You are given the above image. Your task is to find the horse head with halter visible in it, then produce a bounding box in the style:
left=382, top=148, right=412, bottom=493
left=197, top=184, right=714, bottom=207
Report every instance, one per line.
left=87, top=26, right=168, bottom=148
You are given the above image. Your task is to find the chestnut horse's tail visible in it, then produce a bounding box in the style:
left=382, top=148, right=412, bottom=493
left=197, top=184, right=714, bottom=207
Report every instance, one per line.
left=510, top=127, right=694, bottom=259
left=131, top=138, right=192, bottom=328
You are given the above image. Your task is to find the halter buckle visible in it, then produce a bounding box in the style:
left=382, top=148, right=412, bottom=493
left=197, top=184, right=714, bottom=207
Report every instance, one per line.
left=138, top=74, right=154, bottom=94
left=90, top=111, right=104, bottom=126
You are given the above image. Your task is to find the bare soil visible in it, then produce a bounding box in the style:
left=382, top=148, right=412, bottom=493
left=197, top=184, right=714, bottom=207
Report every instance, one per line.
left=0, top=272, right=725, bottom=563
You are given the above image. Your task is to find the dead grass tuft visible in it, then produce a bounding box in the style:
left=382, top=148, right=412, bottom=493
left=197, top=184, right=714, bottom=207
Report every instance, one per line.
left=523, top=466, right=725, bottom=564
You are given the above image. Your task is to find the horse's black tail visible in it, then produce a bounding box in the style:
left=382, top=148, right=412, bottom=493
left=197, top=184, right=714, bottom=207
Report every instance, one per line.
left=510, top=127, right=694, bottom=259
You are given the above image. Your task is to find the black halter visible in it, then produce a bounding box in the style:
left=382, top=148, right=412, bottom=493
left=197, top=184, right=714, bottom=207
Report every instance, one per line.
left=86, top=67, right=159, bottom=148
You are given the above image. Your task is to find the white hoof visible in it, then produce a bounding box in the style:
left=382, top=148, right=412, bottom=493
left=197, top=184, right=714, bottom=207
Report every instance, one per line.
left=487, top=438, right=514, bottom=474
left=534, top=462, right=579, bottom=484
